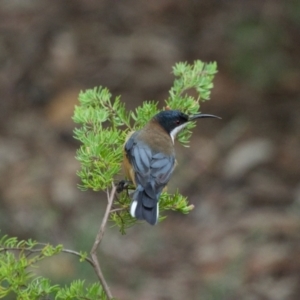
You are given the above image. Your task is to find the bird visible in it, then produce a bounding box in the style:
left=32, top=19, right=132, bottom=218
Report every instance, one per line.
left=122, top=109, right=220, bottom=225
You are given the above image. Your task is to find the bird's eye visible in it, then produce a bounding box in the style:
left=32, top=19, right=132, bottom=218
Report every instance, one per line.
left=176, top=120, right=180, bottom=125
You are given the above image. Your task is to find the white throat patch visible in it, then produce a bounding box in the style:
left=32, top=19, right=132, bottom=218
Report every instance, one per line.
left=170, top=123, right=189, bottom=144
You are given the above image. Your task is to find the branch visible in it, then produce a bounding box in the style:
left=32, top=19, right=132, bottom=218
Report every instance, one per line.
left=0, top=246, right=95, bottom=267
left=90, top=183, right=117, bottom=300
left=60, top=248, right=94, bottom=266
left=110, top=207, right=126, bottom=213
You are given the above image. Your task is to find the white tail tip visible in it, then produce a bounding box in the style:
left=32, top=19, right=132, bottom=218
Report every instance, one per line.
left=130, top=200, right=138, bottom=217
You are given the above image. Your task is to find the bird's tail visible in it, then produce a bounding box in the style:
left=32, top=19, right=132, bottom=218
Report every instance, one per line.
left=130, top=186, right=159, bottom=225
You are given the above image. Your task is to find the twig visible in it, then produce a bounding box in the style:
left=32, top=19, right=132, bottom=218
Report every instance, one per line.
left=0, top=246, right=95, bottom=267
left=90, top=183, right=116, bottom=300
left=61, top=248, right=94, bottom=266
left=110, top=207, right=126, bottom=213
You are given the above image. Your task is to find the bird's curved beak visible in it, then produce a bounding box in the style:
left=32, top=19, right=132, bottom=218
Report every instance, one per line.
left=188, top=113, right=221, bottom=121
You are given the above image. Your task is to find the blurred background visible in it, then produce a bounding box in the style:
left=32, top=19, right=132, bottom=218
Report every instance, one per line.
left=0, top=0, right=300, bottom=299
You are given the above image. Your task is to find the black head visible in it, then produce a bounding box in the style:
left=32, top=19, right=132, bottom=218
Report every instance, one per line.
left=153, top=110, right=189, bottom=135
left=153, top=110, right=221, bottom=140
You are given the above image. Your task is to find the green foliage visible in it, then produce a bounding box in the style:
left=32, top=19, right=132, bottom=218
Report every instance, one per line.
left=110, top=190, right=138, bottom=235
left=160, top=190, right=194, bottom=215
left=0, top=235, right=107, bottom=300
left=73, top=60, right=217, bottom=233
left=73, top=87, right=129, bottom=191
left=56, top=281, right=107, bottom=300
left=167, top=61, right=217, bottom=146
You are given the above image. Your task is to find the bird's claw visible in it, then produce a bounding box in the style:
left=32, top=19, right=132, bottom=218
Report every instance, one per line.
left=116, top=180, right=132, bottom=193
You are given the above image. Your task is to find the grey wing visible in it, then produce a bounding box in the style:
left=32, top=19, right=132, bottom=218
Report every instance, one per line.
left=125, top=135, right=175, bottom=193
left=150, top=152, right=175, bottom=189
left=125, top=134, right=152, bottom=186
left=125, top=135, right=175, bottom=223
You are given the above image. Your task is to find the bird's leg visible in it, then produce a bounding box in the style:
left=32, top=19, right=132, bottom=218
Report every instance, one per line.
left=110, top=180, right=134, bottom=214
left=116, top=180, right=134, bottom=193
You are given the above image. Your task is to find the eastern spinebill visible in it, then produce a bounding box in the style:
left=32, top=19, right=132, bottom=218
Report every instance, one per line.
left=122, top=109, right=220, bottom=225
